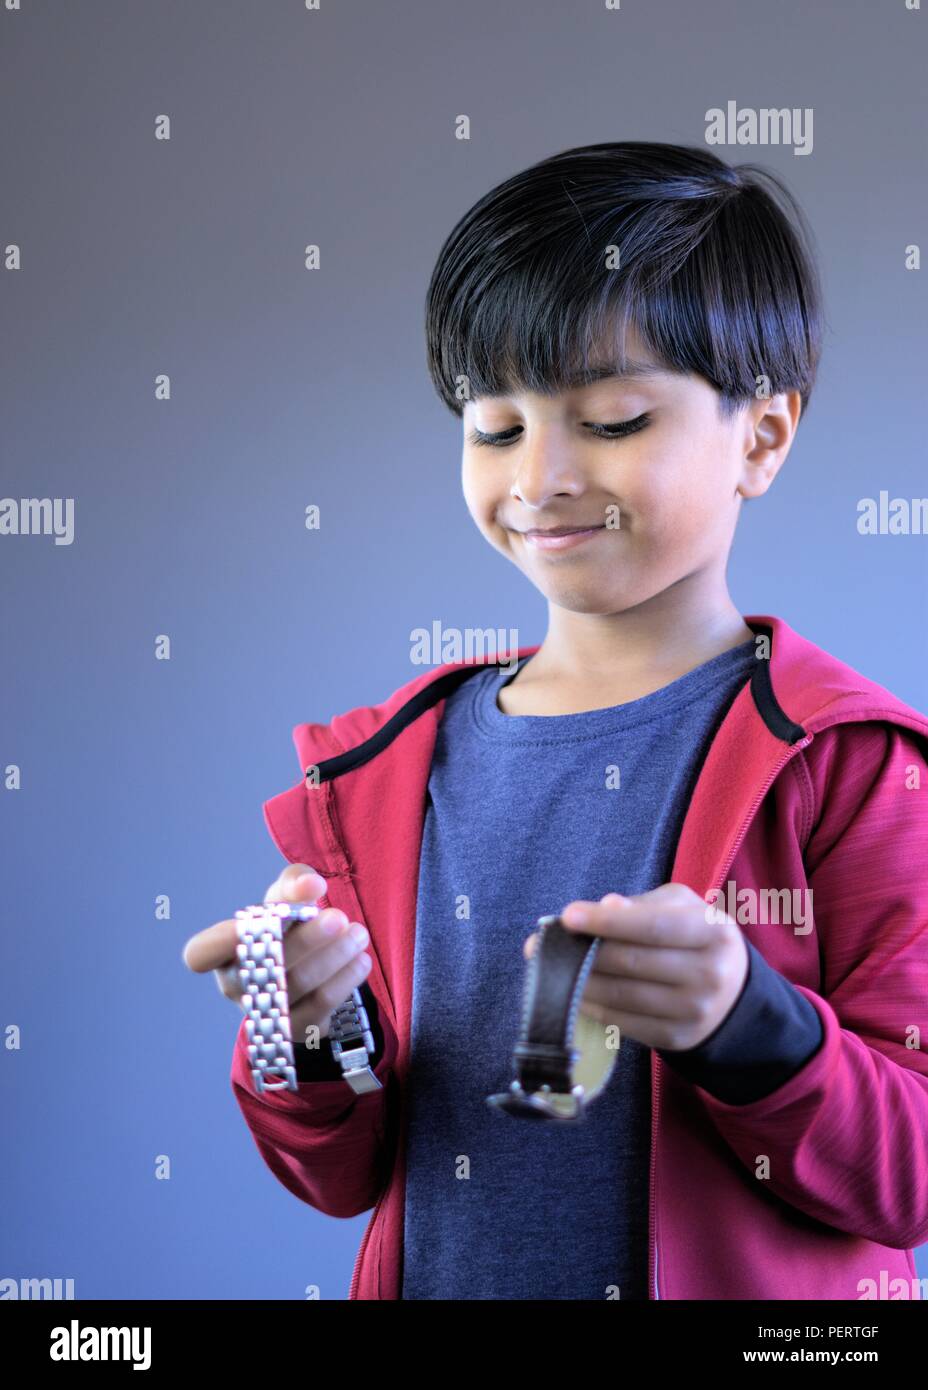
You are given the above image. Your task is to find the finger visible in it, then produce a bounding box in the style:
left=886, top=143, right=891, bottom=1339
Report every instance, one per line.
left=215, top=911, right=366, bottom=1007
left=591, top=940, right=712, bottom=986
left=559, top=892, right=713, bottom=948
left=579, top=999, right=686, bottom=1052
left=283, top=906, right=352, bottom=970
left=583, top=971, right=704, bottom=1023
left=290, top=950, right=373, bottom=1045
left=184, top=865, right=327, bottom=974
left=522, top=932, right=539, bottom=959
left=288, top=921, right=370, bottom=1007
left=215, top=961, right=245, bottom=1003
left=264, top=863, right=328, bottom=906
left=214, top=910, right=363, bottom=1007
left=182, top=919, right=239, bottom=973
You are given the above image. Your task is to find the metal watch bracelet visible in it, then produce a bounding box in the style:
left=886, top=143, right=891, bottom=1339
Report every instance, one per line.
left=234, top=901, right=382, bottom=1096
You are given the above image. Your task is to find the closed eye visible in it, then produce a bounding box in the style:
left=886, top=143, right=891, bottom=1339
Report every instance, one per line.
left=466, top=414, right=651, bottom=447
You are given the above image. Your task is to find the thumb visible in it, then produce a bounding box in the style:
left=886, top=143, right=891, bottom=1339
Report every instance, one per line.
left=264, top=862, right=328, bottom=905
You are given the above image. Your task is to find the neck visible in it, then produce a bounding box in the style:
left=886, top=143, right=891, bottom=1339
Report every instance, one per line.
left=529, top=578, right=756, bottom=689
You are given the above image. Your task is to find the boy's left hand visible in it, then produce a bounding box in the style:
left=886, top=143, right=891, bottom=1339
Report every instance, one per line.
left=523, top=883, right=749, bottom=1052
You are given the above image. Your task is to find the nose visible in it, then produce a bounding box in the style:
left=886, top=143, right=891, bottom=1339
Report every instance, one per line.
left=509, top=427, right=585, bottom=509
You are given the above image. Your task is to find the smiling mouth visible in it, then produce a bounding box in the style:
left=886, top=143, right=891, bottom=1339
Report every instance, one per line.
left=517, top=525, right=607, bottom=552
left=519, top=525, right=605, bottom=536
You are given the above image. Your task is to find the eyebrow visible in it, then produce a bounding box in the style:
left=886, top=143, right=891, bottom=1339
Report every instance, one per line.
left=474, top=358, right=668, bottom=402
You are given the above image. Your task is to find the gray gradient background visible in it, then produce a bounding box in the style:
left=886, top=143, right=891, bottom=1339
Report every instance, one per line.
left=1, top=0, right=925, bottom=1298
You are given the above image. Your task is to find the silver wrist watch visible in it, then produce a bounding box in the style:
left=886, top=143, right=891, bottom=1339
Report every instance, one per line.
left=235, top=901, right=382, bottom=1096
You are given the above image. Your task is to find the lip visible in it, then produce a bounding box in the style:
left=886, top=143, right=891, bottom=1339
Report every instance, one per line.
left=518, top=525, right=606, bottom=551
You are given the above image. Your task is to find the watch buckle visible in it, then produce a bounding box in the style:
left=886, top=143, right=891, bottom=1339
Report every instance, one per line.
left=486, top=1080, right=586, bottom=1121
left=338, top=1047, right=383, bottom=1094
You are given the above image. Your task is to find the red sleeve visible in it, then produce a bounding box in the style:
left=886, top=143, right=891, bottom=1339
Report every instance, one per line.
left=230, top=1004, right=399, bottom=1219
left=694, top=721, right=928, bottom=1249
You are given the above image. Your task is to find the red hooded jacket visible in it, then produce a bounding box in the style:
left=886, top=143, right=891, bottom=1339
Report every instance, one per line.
left=231, top=614, right=928, bottom=1300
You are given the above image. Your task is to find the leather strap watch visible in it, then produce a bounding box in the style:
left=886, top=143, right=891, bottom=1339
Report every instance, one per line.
left=487, top=914, right=617, bottom=1121
left=235, top=901, right=382, bottom=1097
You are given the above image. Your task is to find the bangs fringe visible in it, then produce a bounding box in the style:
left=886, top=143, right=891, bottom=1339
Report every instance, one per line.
left=425, top=142, right=823, bottom=422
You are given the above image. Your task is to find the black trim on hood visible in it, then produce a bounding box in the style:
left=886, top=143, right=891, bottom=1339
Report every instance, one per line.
left=305, top=663, right=489, bottom=784
left=745, top=620, right=807, bottom=745
left=304, top=621, right=806, bottom=784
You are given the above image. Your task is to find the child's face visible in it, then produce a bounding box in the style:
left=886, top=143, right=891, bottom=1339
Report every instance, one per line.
left=461, top=326, right=792, bottom=618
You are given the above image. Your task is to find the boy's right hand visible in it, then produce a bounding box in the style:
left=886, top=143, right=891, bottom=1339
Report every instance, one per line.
left=182, top=864, right=373, bottom=1047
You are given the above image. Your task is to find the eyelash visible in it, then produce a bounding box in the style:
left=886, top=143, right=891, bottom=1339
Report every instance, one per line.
left=466, top=414, right=652, bottom=448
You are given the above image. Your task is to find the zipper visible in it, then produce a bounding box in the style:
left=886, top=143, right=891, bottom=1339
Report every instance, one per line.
left=647, top=730, right=815, bottom=1300
left=349, top=1188, right=387, bottom=1299
left=648, top=1055, right=662, bottom=1299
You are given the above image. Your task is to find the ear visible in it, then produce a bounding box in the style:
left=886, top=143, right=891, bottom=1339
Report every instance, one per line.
left=737, top=390, right=802, bottom=500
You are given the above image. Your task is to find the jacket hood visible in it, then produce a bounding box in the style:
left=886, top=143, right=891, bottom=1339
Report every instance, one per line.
left=283, top=612, right=928, bottom=790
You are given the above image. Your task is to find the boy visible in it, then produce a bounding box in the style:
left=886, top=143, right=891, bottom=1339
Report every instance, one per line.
left=184, top=142, right=928, bottom=1299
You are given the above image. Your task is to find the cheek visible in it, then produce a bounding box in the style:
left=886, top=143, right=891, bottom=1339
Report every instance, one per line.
left=631, top=441, right=728, bottom=538
left=461, top=464, right=498, bottom=529
left=460, top=471, right=480, bottom=524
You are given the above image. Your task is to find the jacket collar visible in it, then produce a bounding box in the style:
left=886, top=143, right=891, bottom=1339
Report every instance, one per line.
left=294, top=613, right=928, bottom=783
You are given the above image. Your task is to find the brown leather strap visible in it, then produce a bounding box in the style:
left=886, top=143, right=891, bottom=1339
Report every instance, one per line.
left=486, top=915, right=601, bottom=1121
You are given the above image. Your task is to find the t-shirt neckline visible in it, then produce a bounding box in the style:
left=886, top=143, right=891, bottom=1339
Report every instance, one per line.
left=468, top=637, right=758, bottom=741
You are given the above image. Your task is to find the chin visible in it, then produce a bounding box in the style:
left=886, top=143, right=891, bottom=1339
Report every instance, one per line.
left=543, top=585, right=637, bottom=614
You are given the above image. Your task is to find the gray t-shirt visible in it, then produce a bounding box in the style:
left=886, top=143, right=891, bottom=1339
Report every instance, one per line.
left=401, top=638, right=758, bottom=1300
